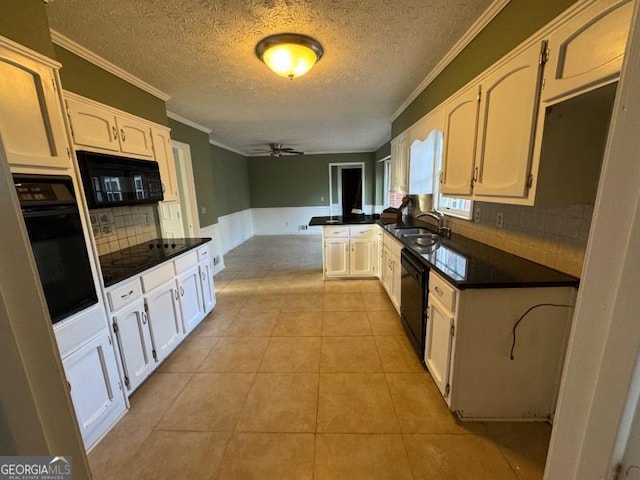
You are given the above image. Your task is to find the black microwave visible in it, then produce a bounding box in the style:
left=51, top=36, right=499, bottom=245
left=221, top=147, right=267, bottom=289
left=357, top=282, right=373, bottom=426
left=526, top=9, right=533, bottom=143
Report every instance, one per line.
left=76, top=151, right=164, bottom=208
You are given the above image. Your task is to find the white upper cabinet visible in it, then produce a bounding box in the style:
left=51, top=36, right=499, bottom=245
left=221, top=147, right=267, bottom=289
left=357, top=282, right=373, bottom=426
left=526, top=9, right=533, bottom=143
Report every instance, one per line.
left=152, top=127, right=179, bottom=202
left=66, top=96, right=120, bottom=152
left=441, top=86, right=479, bottom=196
left=0, top=41, right=70, bottom=170
left=390, top=132, right=409, bottom=194
left=543, top=0, right=633, bottom=102
left=115, top=115, right=153, bottom=158
left=473, top=41, right=545, bottom=198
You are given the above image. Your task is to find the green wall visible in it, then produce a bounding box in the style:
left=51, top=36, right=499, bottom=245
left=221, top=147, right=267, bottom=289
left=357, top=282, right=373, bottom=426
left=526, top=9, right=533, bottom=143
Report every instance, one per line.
left=55, top=46, right=167, bottom=125
left=168, top=119, right=218, bottom=226
left=211, top=144, right=251, bottom=217
left=392, top=0, right=580, bottom=136
left=0, top=0, right=54, bottom=59
left=248, top=153, right=375, bottom=208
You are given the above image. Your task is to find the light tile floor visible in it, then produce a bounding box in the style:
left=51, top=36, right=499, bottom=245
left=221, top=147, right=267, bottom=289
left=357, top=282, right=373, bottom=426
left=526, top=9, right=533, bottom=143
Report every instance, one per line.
left=89, top=235, right=552, bottom=480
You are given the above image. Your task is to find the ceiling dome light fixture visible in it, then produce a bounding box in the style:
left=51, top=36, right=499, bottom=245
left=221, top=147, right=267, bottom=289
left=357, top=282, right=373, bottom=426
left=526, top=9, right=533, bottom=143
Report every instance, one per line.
left=255, top=33, right=324, bottom=79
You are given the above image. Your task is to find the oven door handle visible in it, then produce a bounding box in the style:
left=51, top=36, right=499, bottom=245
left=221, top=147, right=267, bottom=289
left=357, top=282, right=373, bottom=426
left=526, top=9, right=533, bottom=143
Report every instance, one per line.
left=21, top=206, right=78, bottom=217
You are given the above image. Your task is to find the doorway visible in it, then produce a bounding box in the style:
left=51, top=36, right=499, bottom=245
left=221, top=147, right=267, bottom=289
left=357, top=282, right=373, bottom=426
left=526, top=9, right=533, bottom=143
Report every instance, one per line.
left=328, top=162, right=366, bottom=217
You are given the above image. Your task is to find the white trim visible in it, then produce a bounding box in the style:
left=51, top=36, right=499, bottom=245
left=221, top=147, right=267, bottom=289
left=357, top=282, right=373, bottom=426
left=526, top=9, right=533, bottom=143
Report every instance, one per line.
left=390, top=0, right=510, bottom=121
left=0, top=34, right=61, bottom=69
left=208, top=139, right=248, bottom=157
left=199, top=223, right=225, bottom=275
left=217, top=209, right=254, bottom=254
left=167, top=111, right=212, bottom=134
left=50, top=29, right=170, bottom=101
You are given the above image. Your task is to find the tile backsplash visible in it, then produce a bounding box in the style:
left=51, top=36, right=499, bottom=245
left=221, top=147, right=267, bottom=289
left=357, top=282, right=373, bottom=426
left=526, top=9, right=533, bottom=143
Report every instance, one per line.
left=411, top=195, right=592, bottom=277
left=90, top=205, right=161, bottom=256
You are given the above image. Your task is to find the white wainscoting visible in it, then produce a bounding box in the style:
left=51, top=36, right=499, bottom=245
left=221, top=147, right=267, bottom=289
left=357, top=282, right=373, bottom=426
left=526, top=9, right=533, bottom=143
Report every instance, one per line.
left=199, top=223, right=225, bottom=275
left=217, top=209, right=254, bottom=254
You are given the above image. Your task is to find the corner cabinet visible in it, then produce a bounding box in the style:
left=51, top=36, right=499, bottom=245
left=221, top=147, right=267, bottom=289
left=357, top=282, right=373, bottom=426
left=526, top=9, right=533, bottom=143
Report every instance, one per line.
left=322, top=226, right=377, bottom=278
left=0, top=40, right=71, bottom=170
left=424, top=271, right=577, bottom=421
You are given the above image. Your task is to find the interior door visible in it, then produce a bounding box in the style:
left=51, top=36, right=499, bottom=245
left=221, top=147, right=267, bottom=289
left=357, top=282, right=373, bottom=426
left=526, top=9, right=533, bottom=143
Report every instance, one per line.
left=473, top=41, right=546, bottom=198
left=620, top=392, right=640, bottom=479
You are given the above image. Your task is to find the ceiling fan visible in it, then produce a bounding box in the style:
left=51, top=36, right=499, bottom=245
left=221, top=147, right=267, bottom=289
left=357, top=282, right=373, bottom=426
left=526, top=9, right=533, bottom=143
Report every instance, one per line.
left=253, top=143, right=304, bottom=157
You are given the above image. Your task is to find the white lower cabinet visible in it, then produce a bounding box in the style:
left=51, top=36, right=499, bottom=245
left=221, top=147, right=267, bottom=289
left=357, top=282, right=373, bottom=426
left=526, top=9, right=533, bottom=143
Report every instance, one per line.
left=105, top=241, right=216, bottom=395
left=112, top=299, right=154, bottom=392
left=424, top=271, right=577, bottom=420
left=322, top=226, right=377, bottom=278
left=63, top=329, right=124, bottom=448
left=145, top=279, right=183, bottom=363
left=178, top=265, right=204, bottom=334
left=425, top=294, right=455, bottom=399
left=380, top=229, right=402, bottom=314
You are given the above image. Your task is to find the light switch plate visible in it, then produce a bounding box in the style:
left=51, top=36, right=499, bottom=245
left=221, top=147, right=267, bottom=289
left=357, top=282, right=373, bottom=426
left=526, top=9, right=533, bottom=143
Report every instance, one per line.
left=496, top=212, right=504, bottom=229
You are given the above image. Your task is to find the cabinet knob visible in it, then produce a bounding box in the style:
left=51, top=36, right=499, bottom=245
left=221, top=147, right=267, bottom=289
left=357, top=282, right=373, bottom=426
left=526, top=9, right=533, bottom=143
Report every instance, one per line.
left=120, top=129, right=126, bottom=142
left=435, top=286, right=443, bottom=296
left=180, top=286, right=185, bottom=297
left=141, top=311, right=147, bottom=324
left=112, top=126, right=118, bottom=140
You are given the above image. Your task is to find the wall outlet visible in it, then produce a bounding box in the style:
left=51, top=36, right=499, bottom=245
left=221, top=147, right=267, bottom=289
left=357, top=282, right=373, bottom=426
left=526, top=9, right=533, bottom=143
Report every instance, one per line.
left=321, top=196, right=324, bottom=202
left=496, top=212, right=504, bottom=229
left=201, top=206, right=207, bottom=214
left=473, top=207, right=481, bottom=222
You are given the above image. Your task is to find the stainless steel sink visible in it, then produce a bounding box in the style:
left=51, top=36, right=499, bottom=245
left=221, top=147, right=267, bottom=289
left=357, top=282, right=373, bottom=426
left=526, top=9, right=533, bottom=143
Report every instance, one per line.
left=396, top=228, right=433, bottom=236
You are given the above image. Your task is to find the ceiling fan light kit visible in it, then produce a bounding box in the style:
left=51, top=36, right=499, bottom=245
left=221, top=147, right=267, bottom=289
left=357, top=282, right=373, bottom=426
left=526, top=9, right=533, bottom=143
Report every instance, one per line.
left=255, top=33, right=323, bottom=79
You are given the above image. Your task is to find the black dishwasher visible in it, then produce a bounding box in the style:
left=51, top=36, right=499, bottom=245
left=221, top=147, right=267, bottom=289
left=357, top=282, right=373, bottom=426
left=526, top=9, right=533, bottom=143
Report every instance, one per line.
left=400, top=248, right=429, bottom=364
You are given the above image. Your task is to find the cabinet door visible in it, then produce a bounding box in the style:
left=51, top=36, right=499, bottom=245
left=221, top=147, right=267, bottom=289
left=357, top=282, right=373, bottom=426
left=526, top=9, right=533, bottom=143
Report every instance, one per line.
left=425, top=294, right=455, bottom=399
left=66, top=97, right=120, bottom=152
left=152, top=127, right=179, bottom=202
left=0, top=46, right=70, bottom=169
left=441, top=86, right=479, bottom=196
left=390, top=257, right=402, bottom=311
left=200, top=260, right=216, bottom=314
left=473, top=41, right=545, bottom=198
left=325, top=237, right=349, bottom=276
left=390, top=133, right=409, bottom=193
left=145, top=281, right=183, bottom=362
left=349, top=238, right=375, bottom=276
left=112, top=299, right=154, bottom=393
left=178, top=265, right=205, bottom=334
left=63, top=330, right=125, bottom=448
left=543, top=0, right=633, bottom=102
left=115, top=116, right=153, bottom=157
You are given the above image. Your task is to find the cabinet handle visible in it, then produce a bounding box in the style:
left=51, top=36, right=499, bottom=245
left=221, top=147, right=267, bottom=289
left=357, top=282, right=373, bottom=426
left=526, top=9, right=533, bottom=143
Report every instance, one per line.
left=161, top=183, right=166, bottom=193
left=174, top=289, right=179, bottom=301
left=112, top=126, right=118, bottom=140
left=120, top=129, right=126, bottom=142
left=439, top=171, right=444, bottom=184
left=141, top=311, right=147, bottom=325
left=180, top=286, right=184, bottom=297
left=473, top=166, right=479, bottom=183
left=201, top=271, right=205, bottom=281
left=435, top=285, right=443, bottom=296
left=120, top=289, right=134, bottom=299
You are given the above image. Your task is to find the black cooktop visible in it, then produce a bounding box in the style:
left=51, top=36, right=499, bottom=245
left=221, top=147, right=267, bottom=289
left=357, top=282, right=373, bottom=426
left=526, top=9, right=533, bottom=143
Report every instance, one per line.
left=100, top=237, right=211, bottom=287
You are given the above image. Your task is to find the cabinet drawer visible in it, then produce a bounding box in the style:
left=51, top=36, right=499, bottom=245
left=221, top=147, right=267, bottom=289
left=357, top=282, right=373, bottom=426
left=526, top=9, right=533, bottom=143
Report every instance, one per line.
left=174, top=250, right=198, bottom=274
left=197, top=243, right=211, bottom=263
left=141, top=262, right=175, bottom=293
left=107, top=278, right=142, bottom=312
left=324, top=227, right=350, bottom=237
left=429, top=272, right=457, bottom=313
left=349, top=226, right=374, bottom=237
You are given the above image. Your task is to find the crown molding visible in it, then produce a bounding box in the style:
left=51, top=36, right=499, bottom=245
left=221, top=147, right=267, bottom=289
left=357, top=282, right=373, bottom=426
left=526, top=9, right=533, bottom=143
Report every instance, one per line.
left=50, top=29, right=170, bottom=101
left=208, top=139, right=248, bottom=157
left=390, top=0, right=510, bottom=121
left=0, top=34, right=60, bottom=69
left=166, top=111, right=212, bottom=134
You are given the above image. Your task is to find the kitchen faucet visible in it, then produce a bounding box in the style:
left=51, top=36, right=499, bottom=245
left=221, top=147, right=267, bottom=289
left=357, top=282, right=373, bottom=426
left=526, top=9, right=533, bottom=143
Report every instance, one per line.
left=416, top=210, right=451, bottom=238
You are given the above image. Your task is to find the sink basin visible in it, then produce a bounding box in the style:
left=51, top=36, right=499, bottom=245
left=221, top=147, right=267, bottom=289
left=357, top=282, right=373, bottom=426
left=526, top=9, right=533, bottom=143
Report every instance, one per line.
left=396, top=228, right=432, bottom=236
left=411, top=236, right=440, bottom=247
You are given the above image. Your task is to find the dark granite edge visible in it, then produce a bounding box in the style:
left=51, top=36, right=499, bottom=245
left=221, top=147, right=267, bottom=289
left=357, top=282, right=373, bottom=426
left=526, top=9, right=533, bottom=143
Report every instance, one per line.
left=309, top=214, right=380, bottom=226
left=101, top=237, right=212, bottom=288
left=376, top=217, right=579, bottom=290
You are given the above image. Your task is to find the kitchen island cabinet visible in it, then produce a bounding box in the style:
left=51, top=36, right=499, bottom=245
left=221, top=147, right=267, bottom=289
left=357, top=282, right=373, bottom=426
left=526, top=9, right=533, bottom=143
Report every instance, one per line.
left=321, top=225, right=378, bottom=278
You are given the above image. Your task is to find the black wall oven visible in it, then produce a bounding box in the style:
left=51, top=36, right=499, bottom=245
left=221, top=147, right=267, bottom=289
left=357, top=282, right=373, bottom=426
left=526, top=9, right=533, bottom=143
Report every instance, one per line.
left=76, top=150, right=164, bottom=208
left=15, top=174, right=98, bottom=324
left=400, top=248, right=429, bottom=364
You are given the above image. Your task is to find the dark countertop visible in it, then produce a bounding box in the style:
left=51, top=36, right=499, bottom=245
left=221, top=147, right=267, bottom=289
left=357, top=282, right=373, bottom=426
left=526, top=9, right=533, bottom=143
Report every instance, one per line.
left=309, top=214, right=380, bottom=226
left=378, top=217, right=579, bottom=289
left=100, top=237, right=211, bottom=288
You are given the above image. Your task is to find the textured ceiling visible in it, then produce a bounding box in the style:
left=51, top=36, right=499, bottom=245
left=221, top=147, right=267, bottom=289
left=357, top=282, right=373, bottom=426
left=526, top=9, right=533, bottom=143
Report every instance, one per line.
left=46, top=0, right=494, bottom=155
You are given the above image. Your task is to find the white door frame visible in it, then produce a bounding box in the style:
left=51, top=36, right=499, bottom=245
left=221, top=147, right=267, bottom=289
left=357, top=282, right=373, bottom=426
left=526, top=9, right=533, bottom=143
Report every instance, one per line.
left=545, top=2, right=640, bottom=479
left=328, top=162, right=366, bottom=217
left=171, top=140, right=200, bottom=236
